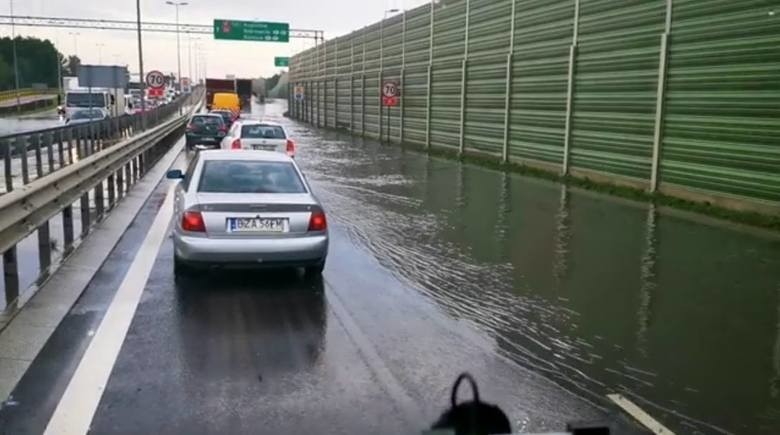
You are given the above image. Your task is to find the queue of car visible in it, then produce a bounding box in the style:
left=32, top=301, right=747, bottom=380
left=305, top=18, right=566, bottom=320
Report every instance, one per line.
left=172, top=94, right=323, bottom=278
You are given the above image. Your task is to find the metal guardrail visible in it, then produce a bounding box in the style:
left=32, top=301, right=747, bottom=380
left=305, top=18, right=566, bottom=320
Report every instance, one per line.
left=0, top=89, right=203, bottom=307
left=0, top=88, right=57, bottom=101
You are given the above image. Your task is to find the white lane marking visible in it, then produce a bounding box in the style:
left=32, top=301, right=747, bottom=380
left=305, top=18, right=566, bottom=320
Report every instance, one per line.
left=607, top=393, right=675, bottom=435
left=43, top=184, right=175, bottom=435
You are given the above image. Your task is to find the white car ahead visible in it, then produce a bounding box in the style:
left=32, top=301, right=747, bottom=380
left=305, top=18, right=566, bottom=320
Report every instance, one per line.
left=220, top=120, right=295, bottom=157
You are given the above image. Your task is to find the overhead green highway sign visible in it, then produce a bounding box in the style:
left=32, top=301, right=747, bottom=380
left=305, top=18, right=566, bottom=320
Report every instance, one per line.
left=274, top=57, right=290, bottom=67
left=213, top=19, right=289, bottom=42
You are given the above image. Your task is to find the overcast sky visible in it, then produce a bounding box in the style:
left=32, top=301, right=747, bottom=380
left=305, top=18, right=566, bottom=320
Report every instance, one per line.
left=5, top=0, right=428, bottom=79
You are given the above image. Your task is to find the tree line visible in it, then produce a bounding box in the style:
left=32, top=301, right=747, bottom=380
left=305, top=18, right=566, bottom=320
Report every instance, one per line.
left=0, top=36, right=80, bottom=91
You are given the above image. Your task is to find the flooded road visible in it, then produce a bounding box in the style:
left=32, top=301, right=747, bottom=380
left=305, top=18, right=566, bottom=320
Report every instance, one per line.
left=275, top=102, right=780, bottom=433
left=3, top=100, right=778, bottom=434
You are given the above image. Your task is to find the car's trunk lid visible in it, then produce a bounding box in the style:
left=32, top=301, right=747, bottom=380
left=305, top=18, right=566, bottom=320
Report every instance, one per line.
left=193, top=193, right=318, bottom=237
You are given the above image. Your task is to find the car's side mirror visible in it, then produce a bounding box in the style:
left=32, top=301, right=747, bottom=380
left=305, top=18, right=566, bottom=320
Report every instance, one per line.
left=166, top=169, right=184, bottom=179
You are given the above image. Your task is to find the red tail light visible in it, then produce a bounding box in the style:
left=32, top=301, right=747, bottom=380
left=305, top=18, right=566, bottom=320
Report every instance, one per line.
left=218, top=126, right=227, bottom=133
left=308, top=210, right=327, bottom=232
left=286, top=139, right=296, bottom=157
left=231, top=139, right=242, bottom=149
left=185, top=125, right=193, bottom=132
left=181, top=211, right=206, bottom=232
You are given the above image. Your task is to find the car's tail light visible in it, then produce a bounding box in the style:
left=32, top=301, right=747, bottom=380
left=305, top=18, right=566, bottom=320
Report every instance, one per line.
left=185, top=125, right=193, bottom=132
left=231, top=139, right=242, bottom=149
left=218, top=126, right=227, bottom=133
left=286, top=139, right=296, bottom=157
left=182, top=211, right=206, bottom=232
left=308, top=210, right=327, bottom=232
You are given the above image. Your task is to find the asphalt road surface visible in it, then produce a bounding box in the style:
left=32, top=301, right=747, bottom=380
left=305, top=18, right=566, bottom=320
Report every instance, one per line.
left=1, top=99, right=778, bottom=434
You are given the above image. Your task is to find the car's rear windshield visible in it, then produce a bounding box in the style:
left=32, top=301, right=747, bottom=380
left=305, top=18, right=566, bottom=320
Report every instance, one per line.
left=190, top=116, right=223, bottom=126
left=241, top=124, right=286, bottom=139
left=198, top=160, right=306, bottom=194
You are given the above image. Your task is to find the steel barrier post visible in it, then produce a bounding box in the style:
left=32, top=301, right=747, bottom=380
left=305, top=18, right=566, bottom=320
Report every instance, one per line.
left=3, top=246, right=19, bottom=305
left=650, top=0, right=673, bottom=192
left=62, top=205, right=74, bottom=254
left=502, top=0, right=518, bottom=163
left=3, top=140, right=12, bottom=192
left=561, top=0, right=580, bottom=175
left=38, top=222, right=51, bottom=276
left=19, top=137, right=29, bottom=184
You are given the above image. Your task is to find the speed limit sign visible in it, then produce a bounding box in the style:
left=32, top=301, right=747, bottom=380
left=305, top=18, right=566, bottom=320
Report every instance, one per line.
left=146, top=70, right=166, bottom=89
left=382, top=80, right=399, bottom=107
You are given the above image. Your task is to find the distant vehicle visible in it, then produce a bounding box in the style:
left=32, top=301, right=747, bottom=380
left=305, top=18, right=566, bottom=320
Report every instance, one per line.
left=66, top=108, right=110, bottom=124
left=211, top=92, right=240, bottom=116
left=209, top=109, right=236, bottom=128
left=185, top=114, right=227, bottom=150
left=205, top=78, right=235, bottom=110
left=220, top=120, right=295, bottom=157
left=235, top=79, right=252, bottom=113
left=167, top=150, right=327, bottom=276
left=64, top=89, right=125, bottom=119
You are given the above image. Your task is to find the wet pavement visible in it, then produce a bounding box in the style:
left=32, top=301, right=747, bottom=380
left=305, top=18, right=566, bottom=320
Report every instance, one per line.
left=0, top=110, right=62, bottom=136
left=1, top=100, right=779, bottom=434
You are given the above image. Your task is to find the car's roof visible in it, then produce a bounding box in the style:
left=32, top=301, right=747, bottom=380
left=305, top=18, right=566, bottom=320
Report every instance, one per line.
left=192, top=113, right=221, bottom=117
left=198, top=150, right=294, bottom=163
left=234, top=119, right=282, bottom=127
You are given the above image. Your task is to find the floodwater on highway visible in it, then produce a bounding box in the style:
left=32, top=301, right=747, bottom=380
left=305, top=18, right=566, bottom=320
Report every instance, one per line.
left=3, top=100, right=778, bottom=433
left=276, top=103, right=780, bottom=433
left=0, top=111, right=63, bottom=136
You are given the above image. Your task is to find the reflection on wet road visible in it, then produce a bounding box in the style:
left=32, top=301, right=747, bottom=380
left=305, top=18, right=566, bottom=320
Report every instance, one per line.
left=277, top=102, right=780, bottom=433
left=4, top=100, right=778, bottom=434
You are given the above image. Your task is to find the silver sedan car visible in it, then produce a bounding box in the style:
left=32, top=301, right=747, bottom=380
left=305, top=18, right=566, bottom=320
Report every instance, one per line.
left=166, top=150, right=328, bottom=276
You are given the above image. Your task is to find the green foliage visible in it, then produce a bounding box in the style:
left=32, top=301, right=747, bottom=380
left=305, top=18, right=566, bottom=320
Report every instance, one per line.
left=0, top=36, right=68, bottom=90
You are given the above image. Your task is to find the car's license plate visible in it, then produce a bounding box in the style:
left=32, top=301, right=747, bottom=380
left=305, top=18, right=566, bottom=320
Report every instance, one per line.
left=252, top=145, right=276, bottom=151
left=227, top=217, right=288, bottom=233
left=201, top=137, right=214, bottom=142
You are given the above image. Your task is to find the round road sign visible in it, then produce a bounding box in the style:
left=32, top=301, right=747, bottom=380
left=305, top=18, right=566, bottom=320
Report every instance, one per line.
left=382, top=80, right=399, bottom=98
left=146, top=70, right=166, bottom=89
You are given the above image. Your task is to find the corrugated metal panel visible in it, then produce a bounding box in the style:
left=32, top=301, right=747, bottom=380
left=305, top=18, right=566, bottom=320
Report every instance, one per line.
left=509, top=0, right=574, bottom=164
left=661, top=0, right=780, bottom=202
left=364, top=74, right=381, bottom=138
left=404, top=5, right=432, bottom=67
left=569, top=0, right=664, bottom=181
left=463, top=0, right=512, bottom=155
left=429, top=1, right=465, bottom=150
left=430, top=60, right=462, bottom=150
left=403, top=64, right=429, bottom=146
left=288, top=0, right=780, bottom=211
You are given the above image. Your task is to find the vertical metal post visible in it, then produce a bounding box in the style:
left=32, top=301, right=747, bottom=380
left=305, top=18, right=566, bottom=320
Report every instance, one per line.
left=561, top=0, right=580, bottom=175
left=80, top=192, right=90, bottom=236
left=323, top=39, right=328, bottom=128
left=362, top=75, right=366, bottom=136
left=57, top=130, right=65, bottom=169
left=45, top=133, right=54, bottom=173
left=334, top=38, right=339, bottom=127
left=399, top=10, right=406, bottom=144
left=116, top=168, right=124, bottom=200
left=379, top=70, right=383, bottom=141
left=34, top=134, right=43, bottom=179
left=350, top=36, right=355, bottom=132
left=18, top=138, right=29, bottom=184
left=107, top=173, right=116, bottom=209
left=38, top=222, right=51, bottom=276
left=94, top=181, right=105, bottom=221
left=62, top=205, right=74, bottom=254
left=3, top=140, right=12, bottom=192
left=425, top=0, right=435, bottom=149
left=502, top=0, right=518, bottom=163
left=3, top=246, right=19, bottom=305
left=458, top=0, right=471, bottom=155
left=650, top=0, right=673, bottom=192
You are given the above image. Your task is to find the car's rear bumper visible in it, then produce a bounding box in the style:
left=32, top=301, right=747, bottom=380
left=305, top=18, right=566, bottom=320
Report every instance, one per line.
left=185, top=134, right=223, bottom=145
left=173, top=232, right=328, bottom=265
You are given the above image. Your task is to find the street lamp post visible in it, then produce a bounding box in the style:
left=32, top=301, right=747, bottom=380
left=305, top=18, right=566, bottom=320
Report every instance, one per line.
left=96, top=43, right=105, bottom=64
left=10, top=0, right=21, bottom=112
left=136, top=0, right=146, bottom=128
left=68, top=32, right=80, bottom=57
left=165, top=1, right=188, bottom=92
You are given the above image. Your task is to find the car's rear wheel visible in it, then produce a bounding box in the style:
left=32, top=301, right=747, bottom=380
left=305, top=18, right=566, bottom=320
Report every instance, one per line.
left=304, top=259, right=326, bottom=277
